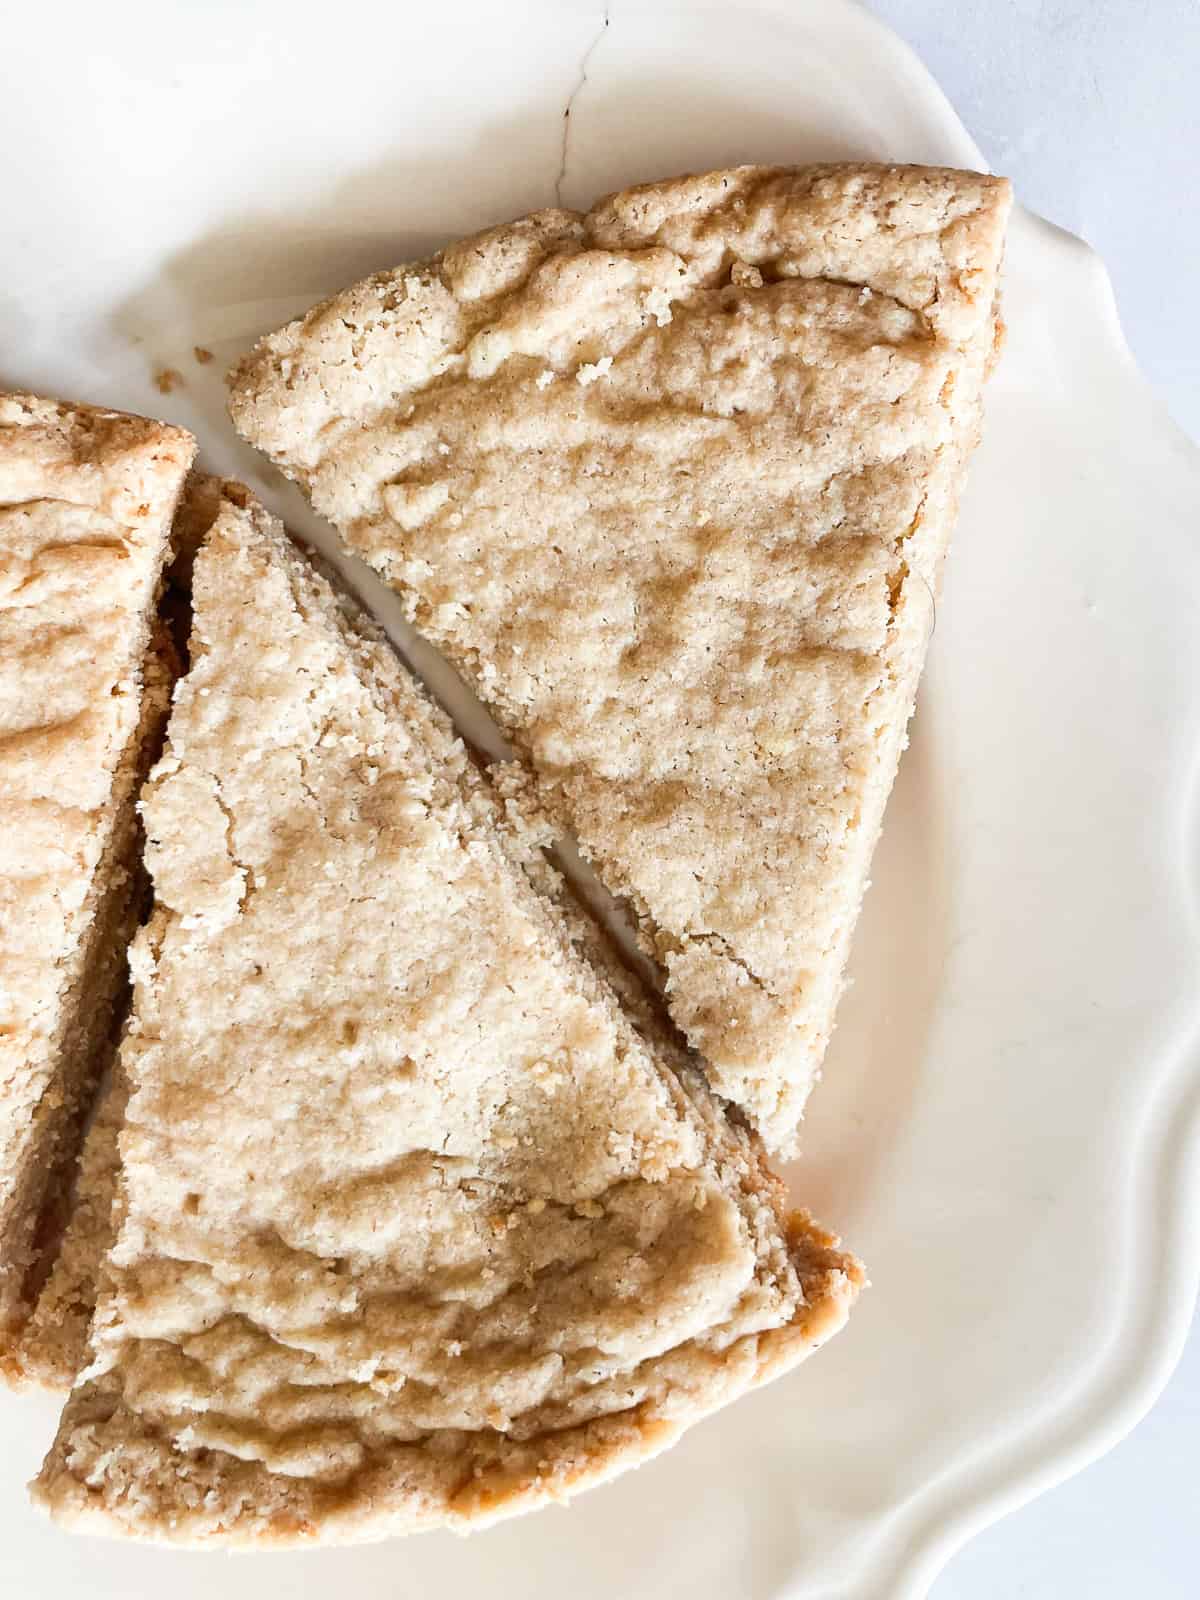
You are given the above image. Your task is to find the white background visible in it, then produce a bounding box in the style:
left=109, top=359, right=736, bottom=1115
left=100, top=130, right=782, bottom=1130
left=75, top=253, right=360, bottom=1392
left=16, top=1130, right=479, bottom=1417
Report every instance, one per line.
left=864, top=2, right=1200, bottom=1593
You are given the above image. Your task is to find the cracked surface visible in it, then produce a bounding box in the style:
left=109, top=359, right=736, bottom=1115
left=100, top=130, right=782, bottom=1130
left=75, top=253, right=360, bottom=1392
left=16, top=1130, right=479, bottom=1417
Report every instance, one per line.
left=34, top=485, right=861, bottom=1545
left=554, top=9, right=609, bottom=207
left=229, top=163, right=1012, bottom=1150
left=0, top=394, right=193, bottom=1348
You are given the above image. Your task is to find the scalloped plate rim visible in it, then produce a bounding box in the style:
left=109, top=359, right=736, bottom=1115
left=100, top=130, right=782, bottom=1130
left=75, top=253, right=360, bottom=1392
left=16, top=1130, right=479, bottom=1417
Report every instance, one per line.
left=814, top=4, right=1200, bottom=1593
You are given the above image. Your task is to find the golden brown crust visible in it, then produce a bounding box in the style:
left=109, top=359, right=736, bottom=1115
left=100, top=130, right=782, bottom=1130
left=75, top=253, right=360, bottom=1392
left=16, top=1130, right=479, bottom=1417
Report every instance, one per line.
left=228, top=163, right=1011, bottom=1149
left=34, top=1211, right=858, bottom=1547
left=4, top=1069, right=129, bottom=1389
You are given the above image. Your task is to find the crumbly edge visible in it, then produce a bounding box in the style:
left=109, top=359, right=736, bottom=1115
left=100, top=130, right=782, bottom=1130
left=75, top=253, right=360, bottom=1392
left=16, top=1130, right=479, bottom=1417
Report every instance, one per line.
left=1, top=631, right=179, bottom=1387
left=0, top=393, right=194, bottom=493
left=0, top=402, right=194, bottom=1336
left=0, top=617, right=180, bottom=1382
left=34, top=1238, right=857, bottom=1549
left=706, top=296, right=1005, bottom=1149
left=4, top=474, right=224, bottom=1388
left=5, top=1069, right=130, bottom=1390
left=33, top=490, right=862, bottom=1544
left=225, top=164, right=1012, bottom=1151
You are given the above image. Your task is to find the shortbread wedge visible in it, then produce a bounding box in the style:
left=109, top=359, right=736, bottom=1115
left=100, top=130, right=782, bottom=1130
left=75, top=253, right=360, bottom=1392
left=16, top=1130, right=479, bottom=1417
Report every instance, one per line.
left=0, top=395, right=194, bottom=1367
left=33, top=485, right=861, bottom=1545
left=9, top=630, right=174, bottom=1389
left=230, top=163, right=1012, bottom=1149
left=10, top=473, right=224, bottom=1389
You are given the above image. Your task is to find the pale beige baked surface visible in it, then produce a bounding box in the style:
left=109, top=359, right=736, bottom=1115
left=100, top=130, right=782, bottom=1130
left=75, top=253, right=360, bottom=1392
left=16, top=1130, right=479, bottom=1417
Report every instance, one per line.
left=33, top=486, right=860, bottom=1544
left=9, top=475, right=223, bottom=1391
left=0, top=395, right=194, bottom=1353
left=7, top=632, right=178, bottom=1390
left=230, top=163, right=1012, bottom=1149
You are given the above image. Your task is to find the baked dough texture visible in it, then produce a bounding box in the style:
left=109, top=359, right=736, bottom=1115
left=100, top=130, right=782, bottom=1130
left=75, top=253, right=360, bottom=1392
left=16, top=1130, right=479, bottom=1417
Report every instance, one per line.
left=0, top=394, right=193, bottom=1365
left=228, top=163, right=1012, bottom=1150
left=11, top=1067, right=130, bottom=1389
left=10, top=473, right=225, bottom=1389
left=33, top=485, right=861, bottom=1544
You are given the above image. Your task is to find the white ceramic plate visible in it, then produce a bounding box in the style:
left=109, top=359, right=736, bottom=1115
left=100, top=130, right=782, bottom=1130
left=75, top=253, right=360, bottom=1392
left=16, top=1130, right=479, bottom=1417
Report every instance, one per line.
left=3, top=3, right=1199, bottom=1597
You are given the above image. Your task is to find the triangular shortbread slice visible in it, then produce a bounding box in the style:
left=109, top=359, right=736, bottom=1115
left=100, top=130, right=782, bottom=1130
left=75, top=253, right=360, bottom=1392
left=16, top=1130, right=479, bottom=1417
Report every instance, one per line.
left=33, top=484, right=860, bottom=1545
left=11, top=474, right=226, bottom=1389
left=0, top=394, right=194, bottom=1371
left=230, top=163, right=1012, bottom=1149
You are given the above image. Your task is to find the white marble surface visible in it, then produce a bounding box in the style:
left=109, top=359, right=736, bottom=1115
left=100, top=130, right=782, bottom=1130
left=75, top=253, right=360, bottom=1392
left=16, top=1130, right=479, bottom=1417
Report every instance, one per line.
left=861, top=3, right=1200, bottom=1592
